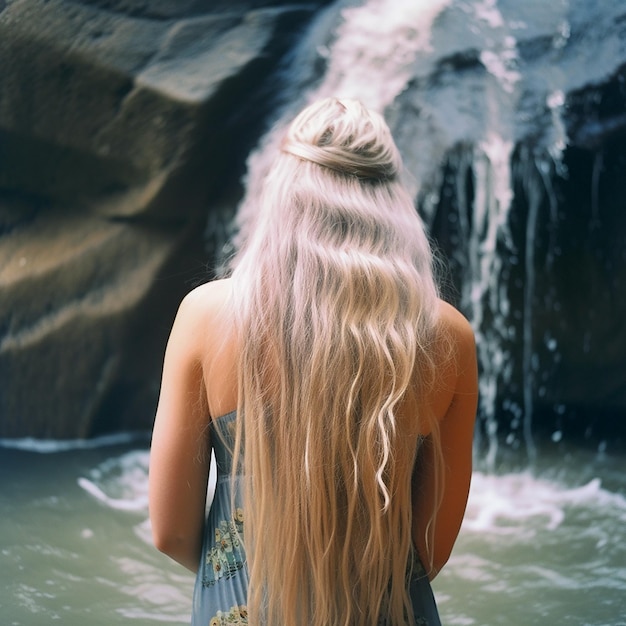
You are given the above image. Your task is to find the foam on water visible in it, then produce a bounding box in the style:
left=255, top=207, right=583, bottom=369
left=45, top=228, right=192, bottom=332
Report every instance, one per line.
left=0, top=432, right=149, bottom=453
left=77, top=450, right=218, bottom=516
left=463, top=470, right=626, bottom=539
left=77, top=450, right=150, bottom=513
left=78, top=446, right=626, bottom=546
left=436, top=466, right=626, bottom=625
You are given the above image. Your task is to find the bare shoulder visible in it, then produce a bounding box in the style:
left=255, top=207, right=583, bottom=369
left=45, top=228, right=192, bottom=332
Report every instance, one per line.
left=437, top=299, right=475, bottom=350
left=169, top=278, right=234, bottom=357
left=433, top=300, right=477, bottom=385
left=176, top=278, right=234, bottom=328
left=181, top=278, right=233, bottom=316
left=435, top=299, right=478, bottom=397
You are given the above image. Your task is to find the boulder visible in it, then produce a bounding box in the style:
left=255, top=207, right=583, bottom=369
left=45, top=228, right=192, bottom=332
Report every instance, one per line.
left=0, top=0, right=324, bottom=217
left=0, top=0, right=329, bottom=438
left=0, top=203, right=204, bottom=437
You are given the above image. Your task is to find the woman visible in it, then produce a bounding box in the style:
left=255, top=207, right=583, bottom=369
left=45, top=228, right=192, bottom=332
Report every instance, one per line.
left=149, top=98, right=478, bottom=626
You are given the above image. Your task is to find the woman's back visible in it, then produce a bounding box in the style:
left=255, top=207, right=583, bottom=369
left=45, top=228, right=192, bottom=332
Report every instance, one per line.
left=189, top=407, right=442, bottom=625
left=149, top=98, right=478, bottom=626
left=186, top=276, right=476, bottom=625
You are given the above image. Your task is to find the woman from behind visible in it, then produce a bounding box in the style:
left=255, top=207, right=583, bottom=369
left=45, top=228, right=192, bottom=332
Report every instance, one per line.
left=149, top=97, right=478, bottom=626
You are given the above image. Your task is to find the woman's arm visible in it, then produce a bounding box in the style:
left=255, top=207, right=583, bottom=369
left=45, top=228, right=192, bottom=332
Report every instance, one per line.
left=148, top=288, right=212, bottom=573
left=413, top=304, right=478, bottom=579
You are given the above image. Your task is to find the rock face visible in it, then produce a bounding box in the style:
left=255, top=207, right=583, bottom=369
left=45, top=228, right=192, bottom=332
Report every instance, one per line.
left=384, top=0, right=626, bottom=448
left=2, top=0, right=625, bottom=447
left=0, top=0, right=330, bottom=438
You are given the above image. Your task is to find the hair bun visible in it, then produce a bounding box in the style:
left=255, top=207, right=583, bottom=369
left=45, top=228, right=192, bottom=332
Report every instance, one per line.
left=281, top=98, right=400, bottom=181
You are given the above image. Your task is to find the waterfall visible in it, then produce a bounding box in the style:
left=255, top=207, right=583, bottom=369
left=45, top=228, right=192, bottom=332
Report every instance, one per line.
left=311, top=0, right=453, bottom=111
left=231, top=0, right=453, bottom=255
left=227, top=0, right=583, bottom=461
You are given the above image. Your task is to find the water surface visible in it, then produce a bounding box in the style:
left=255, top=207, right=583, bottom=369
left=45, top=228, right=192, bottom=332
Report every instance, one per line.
left=1, top=438, right=624, bottom=625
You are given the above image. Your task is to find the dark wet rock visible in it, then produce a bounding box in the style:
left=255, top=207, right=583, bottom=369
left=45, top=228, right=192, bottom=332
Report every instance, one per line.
left=0, top=0, right=325, bottom=217
left=0, top=204, right=205, bottom=437
left=0, top=0, right=330, bottom=438
left=387, top=0, right=626, bottom=447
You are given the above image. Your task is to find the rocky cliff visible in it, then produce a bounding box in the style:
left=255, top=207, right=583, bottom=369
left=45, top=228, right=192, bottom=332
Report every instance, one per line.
left=385, top=0, right=626, bottom=449
left=2, top=0, right=625, bottom=447
left=0, top=0, right=331, bottom=438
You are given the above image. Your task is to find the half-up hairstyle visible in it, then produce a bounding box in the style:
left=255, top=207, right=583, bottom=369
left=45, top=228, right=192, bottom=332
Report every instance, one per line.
left=230, top=97, right=442, bottom=626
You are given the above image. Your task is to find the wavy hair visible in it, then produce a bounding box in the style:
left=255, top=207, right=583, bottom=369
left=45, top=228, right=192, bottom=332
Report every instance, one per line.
left=229, top=98, right=442, bottom=626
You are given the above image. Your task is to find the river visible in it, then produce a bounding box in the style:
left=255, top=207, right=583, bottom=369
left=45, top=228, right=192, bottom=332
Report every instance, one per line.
left=1, top=437, right=624, bottom=625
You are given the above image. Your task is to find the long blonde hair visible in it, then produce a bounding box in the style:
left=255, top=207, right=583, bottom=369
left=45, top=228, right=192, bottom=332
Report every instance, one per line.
left=230, top=98, right=441, bottom=626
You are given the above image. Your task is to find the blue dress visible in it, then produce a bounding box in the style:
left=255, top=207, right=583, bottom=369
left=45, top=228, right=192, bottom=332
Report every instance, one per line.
left=191, top=411, right=441, bottom=626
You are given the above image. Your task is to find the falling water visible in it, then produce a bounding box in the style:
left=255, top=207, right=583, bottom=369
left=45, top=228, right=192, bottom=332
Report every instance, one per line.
left=232, top=0, right=453, bottom=255
left=312, top=0, right=453, bottom=110
left=233, top=0, right=576, bottom=465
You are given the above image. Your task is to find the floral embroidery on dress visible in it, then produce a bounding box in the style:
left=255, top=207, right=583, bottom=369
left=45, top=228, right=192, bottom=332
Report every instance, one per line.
left=209, top=604, right=248, bottom=625
left=202, top=509, right=245, bottom=587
